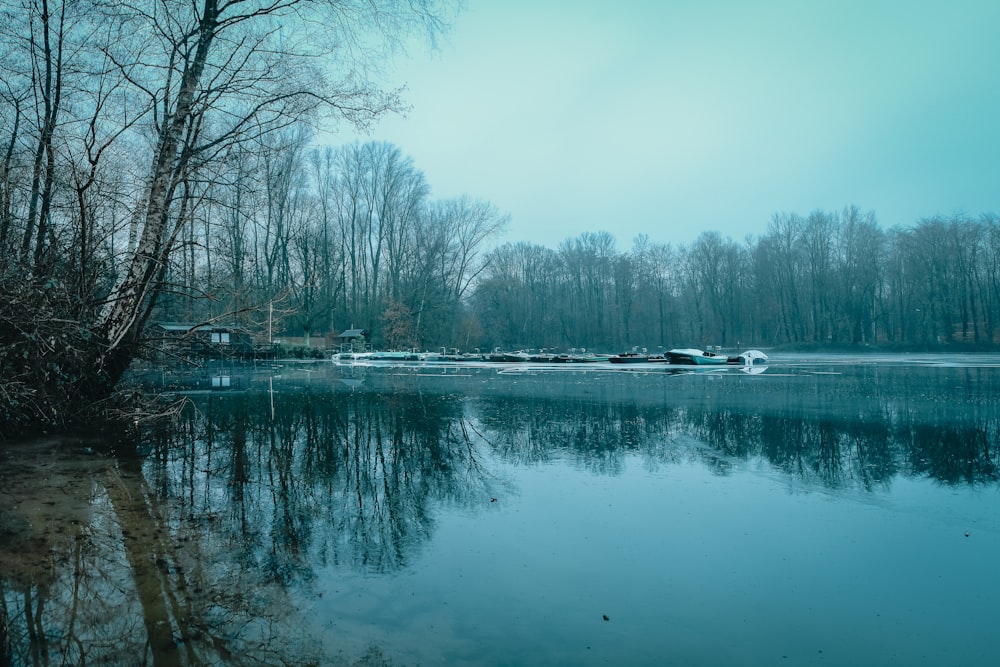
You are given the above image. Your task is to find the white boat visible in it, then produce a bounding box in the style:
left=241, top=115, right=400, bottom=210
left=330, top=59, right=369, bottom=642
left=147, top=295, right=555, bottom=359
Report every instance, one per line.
left=736, top=350, right=768, bottom=365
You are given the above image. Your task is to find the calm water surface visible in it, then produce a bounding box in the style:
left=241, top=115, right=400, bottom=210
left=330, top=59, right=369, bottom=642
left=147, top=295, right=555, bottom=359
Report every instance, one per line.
left=1, top=354, right=998, bottom=666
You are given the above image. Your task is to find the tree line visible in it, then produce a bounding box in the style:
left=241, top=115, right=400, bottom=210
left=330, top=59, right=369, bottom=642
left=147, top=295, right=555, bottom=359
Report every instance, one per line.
left=137, top=154, right=1000, bottom=353
left=32, top=119, right=991, bottom=356
left=474, top=208, right=1000, bottom=352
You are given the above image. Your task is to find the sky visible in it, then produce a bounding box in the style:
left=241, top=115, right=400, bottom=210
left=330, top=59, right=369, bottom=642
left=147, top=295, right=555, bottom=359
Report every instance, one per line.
left=332, top=0, right=1000, bottom=250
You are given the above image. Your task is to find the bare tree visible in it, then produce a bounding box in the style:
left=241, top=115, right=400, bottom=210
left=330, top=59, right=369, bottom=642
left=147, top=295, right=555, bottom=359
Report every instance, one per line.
left=435, top=196, right=508, bottom=303
left=632, top=236, right=680, bottom=348
left=836, top=206, right=883, bottom=343
left=801, top=210, right=836, bottom=342
left=307, top=144, right=346, bottom=334
left=329, top=140, right=429, bottom=340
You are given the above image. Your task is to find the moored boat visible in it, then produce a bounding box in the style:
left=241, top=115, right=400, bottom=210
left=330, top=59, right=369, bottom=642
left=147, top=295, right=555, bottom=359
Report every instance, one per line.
left=609, top=352, right=667, bottom=364
left=334, top=351, right=374, bottom=362
left=368, top=351, right=422, bottom=361
left=666, top=348, right=729, bottom=365
left=550, top=353, right=614, bottom=363
left=333, top=350, right=424, bottom=363
left=666, top=348, right=768, bottom=365
left=483, top=351, right=532, bottom=362
left=735, top=350, right=769, bottom=365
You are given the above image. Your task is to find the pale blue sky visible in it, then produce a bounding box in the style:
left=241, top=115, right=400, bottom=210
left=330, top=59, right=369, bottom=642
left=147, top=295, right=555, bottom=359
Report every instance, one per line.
left=335, top=0, right=1000, bottom=249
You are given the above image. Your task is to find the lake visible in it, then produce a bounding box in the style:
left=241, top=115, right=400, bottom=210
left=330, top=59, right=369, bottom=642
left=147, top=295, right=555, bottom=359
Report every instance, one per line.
left=1, top=353, right=998, bottom=666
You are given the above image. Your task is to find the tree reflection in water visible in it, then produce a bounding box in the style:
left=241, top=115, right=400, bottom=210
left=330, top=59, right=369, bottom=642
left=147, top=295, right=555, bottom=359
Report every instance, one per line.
left=473, top=364, right=997, bottom=488
left=2, top=388, right=502, bottom=666
left=1, top=361, right=997, bottom=665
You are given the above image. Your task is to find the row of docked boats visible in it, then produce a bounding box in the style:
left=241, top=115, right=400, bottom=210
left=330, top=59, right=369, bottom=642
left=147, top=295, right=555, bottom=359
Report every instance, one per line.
left=333, top=348, right=768, bottom=366
left=334, top=350, right=614, bottom=364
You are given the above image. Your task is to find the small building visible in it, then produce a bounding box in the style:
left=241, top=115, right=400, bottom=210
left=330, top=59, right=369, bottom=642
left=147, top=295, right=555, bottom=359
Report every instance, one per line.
left=336, top=328, right=367, bottom=351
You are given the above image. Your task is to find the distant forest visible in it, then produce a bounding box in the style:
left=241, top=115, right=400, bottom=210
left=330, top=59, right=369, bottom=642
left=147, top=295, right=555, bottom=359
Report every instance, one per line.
left=3, top=126, right=998, bottom=354
left=137, top=135, right=998, bottom=353
left=472, top=206, right=1000, bottom=352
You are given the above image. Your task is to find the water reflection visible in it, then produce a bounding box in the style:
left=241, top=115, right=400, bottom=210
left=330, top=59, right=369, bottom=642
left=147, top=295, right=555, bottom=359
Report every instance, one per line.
left=1, top=360, right=998, bottom=665
left=146, top=391, right=464, bottom=577
left=472, top=364, right=998, bottom=488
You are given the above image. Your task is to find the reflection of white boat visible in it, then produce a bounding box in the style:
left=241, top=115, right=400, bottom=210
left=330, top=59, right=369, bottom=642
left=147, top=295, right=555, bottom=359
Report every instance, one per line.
left=664, top=364, right=769, bottom=376
left=667, top=348, right=768, bottom=366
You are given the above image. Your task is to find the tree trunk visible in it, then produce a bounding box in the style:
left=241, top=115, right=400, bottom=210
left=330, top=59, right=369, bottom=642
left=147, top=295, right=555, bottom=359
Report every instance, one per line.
left=96, top=0, right=220, bottom=392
